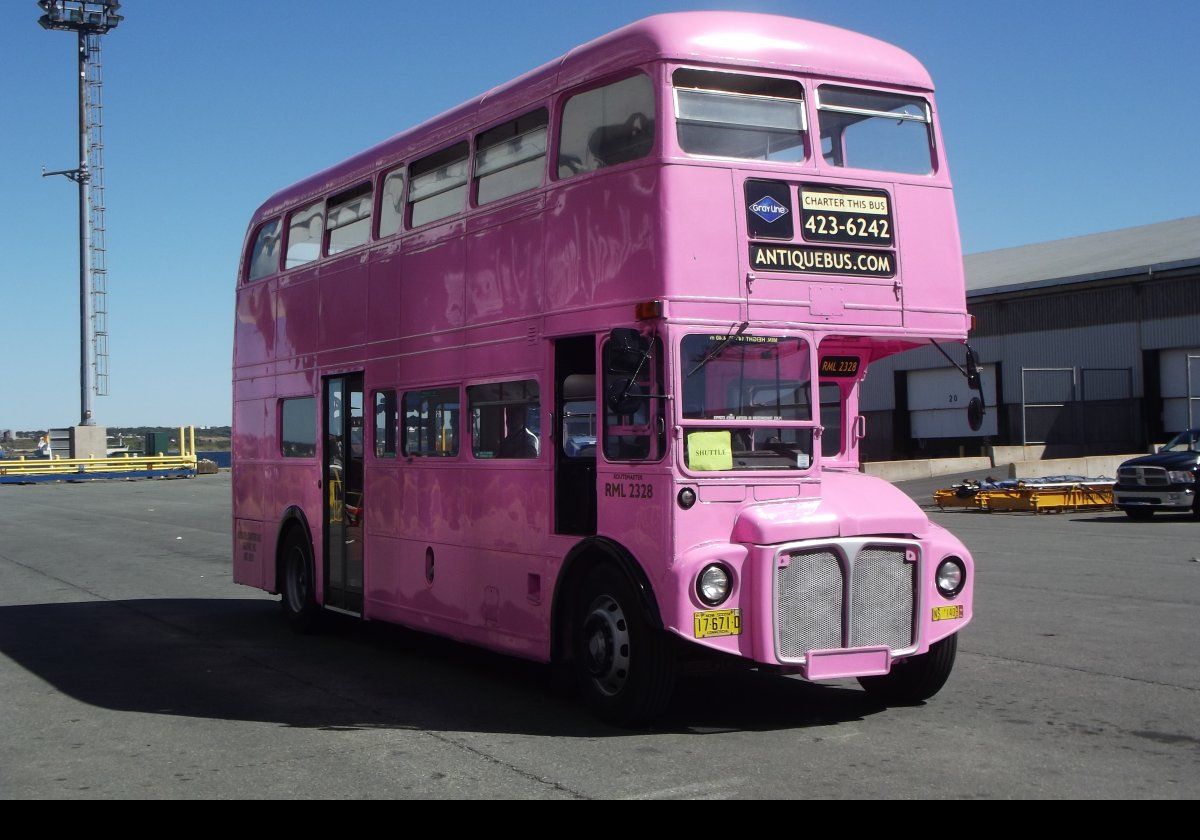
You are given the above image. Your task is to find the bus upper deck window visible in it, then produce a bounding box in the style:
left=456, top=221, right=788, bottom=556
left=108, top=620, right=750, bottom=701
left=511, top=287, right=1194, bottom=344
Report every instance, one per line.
left=285, top=201, right=324, bottom=269
left=817, top=85, right=934, bottom=175
left=325, top=182, right=372, bottom=256
left=672, top=69, right=806, bottom=162
left=475, top=109, right=548, bottom=205
left=558, top=74, right=655, bottom=179
left=247, top=218, right=281, bottom=281
left=378, top=167, right=405, bottom=238
left=408, top=142, right=469, bottom=228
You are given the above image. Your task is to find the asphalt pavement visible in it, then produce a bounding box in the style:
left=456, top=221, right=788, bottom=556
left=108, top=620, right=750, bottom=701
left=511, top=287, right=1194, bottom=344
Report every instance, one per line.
left=1, top=471, right=1197, bottom=798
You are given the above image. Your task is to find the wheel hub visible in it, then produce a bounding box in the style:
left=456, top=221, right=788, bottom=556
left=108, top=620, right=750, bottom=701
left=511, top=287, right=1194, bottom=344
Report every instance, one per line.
left=581, top=595, right=631, bottom=696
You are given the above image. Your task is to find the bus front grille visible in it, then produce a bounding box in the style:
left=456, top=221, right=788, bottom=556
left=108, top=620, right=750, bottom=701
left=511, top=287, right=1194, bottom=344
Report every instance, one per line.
left=775, top=542, right=917, bottom=662
left=850, top=547, right=915, bottom=650
left=777, top=549, right=842, bottom=659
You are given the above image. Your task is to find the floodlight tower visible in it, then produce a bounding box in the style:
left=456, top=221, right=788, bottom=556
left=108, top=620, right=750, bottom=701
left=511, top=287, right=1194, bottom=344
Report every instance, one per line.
left=38, top=1, right=123, bottom=426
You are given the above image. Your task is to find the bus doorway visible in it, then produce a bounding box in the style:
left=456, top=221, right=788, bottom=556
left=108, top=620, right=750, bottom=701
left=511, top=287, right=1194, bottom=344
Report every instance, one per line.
left=555, top=337, right=597, bottom=535
left=323, top=373, right=365, bottom=613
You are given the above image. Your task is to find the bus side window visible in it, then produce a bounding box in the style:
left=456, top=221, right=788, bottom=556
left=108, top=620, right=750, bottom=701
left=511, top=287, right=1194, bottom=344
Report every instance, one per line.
left=280, top=397, right=317, bottom=458
left=558, top=74, right=655, bottom=178
left=402, top=387, right=460, bottom=457
left=246, top=218, right=281, bottom=282
left=373, top=390, right=397, bottom=458
left=285, top=201, right=324, bottom=269
left=408, top=142, right=469, bottom=227
left=468, top=380, right=540, bottom=459
left=602, top=335, right=665, bottom=461
left=377, top=166, right=405, bottom=238
left=326, top=182, right=372, bottom=255
left=474, top=109, right=548, bottom=205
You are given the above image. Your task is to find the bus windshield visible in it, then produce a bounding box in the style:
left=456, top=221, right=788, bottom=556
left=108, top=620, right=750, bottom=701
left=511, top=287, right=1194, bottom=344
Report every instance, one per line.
left=817, top=85, right=933, bottom=175
left=673, top=69, right=806, bottom=162
left=681, top=333, right=814, bottom=471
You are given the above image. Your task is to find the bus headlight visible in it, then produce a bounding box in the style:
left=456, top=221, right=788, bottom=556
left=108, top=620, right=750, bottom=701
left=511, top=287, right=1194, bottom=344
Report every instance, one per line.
left=936, top=557, right=966, bottom=599
left=697, top=564, right=732, bottom=606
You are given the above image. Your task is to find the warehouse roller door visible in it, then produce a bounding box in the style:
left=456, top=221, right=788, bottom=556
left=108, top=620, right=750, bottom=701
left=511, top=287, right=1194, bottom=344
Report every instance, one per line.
left=907, top=364, right=998, bottom=438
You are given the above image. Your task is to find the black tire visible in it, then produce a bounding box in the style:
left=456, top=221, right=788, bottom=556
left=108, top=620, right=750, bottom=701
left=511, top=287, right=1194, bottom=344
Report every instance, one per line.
left=279, top=526, right=321, bottom=633
left=571, top=563, right=676, bottom=726
left=1124, top=507, right=1155, bottom=521
left=858, top=633, right=957, bottom=704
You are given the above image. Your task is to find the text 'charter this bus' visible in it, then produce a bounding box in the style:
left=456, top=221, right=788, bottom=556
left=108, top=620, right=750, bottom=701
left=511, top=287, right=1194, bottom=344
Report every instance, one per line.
left=232, top=12, right=982, bottom=724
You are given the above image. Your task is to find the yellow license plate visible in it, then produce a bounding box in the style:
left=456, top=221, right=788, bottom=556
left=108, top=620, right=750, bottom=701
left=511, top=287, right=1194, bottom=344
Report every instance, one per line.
left=694, top=609, right=742, bottom=639
left=932, top=605, right=964, bottom=622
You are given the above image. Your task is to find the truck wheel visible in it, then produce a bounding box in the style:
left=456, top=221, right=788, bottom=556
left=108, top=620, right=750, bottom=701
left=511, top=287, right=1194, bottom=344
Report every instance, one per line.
left=1125, top=508, right=1155, bottom=521
left=280, top=527, right=321, bottom=633
left=572, top=563, right=676, bottom=726
left=858, top=633, right=957, bottom=704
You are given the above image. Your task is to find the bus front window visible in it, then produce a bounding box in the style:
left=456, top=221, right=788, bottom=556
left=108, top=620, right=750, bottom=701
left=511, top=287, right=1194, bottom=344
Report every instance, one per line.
left=681, top=333, right=814, bottom=471
left=817, top=85, right=934, bottom=175
left=673, top=68, right=806, bottom=162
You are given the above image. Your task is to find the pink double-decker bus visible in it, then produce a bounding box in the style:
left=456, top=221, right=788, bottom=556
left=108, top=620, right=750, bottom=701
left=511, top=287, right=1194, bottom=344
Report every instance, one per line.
left=232, top=12, right=977, bottom=724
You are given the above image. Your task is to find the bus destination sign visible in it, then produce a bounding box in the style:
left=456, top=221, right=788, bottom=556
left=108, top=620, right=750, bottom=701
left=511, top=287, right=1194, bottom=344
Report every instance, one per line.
left=799, top=185, right=894, bottom=247
left=820, top=356, right=860, bottom=378
left=749, top=243, right=896, bottom=278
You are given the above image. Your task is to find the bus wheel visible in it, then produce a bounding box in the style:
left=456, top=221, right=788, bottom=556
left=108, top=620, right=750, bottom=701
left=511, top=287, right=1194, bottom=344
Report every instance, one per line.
left=858, top=633, right=957, bottom=705
left=1125, top=507, right=1155, bottom=521
left=572, top=563, right=676, bottom=726
left=280, top=528, right=320, bottom=633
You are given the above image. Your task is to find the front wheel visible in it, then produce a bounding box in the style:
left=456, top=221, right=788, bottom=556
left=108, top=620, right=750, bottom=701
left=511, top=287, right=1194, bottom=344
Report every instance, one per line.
left=858, top=633, right=957, bottom=704
left=572, top=564, right=676, bottom=726
left=280, top=527, right=321, bottom=633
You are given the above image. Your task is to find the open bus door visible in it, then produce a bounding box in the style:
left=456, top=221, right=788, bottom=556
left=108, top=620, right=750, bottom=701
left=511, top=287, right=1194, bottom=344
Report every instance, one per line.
left=323, top=373, right=365, bottom=613
left=555, top=337, right=597, bottom=535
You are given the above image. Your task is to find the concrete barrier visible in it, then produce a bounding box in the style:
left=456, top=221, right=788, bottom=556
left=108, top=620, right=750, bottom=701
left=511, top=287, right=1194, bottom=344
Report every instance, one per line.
left=863, top=456, right=992, bottom=483
left=1007, top=454, right=1141, bottom=479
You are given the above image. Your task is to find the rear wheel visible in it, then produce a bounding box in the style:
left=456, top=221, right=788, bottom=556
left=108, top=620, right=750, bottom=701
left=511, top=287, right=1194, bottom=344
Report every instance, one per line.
left=572, top=563, right=676, bottom=726
left=858, top=633, right=957, bottom=704
left=280, top=527, right=321, bottom=633
left=1125, top=507, right=1155, bottom=521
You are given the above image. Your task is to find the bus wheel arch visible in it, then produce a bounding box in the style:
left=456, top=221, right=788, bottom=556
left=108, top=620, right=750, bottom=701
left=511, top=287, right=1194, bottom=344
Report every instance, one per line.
left=551, top=537, right=663, bottom=667
left=275, top=508, right=321, bottom=633
left=552, top=538, right=676, bottom=725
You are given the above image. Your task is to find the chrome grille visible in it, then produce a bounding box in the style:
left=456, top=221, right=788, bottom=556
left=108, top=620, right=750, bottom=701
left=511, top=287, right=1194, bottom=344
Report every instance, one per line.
left=777, top=549, right=842, bottom=659
left=850, top=547, right=915, bottom=650
left=1119, top=466, right=1168, bottom=487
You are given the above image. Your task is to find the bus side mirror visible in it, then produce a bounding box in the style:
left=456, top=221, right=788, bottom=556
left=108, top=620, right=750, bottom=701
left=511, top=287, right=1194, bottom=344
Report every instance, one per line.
left=607, top=328, right=650, bottom=375
left=965, top=345, right=982, bottom=392
left=606, top=378, right=645, bottom=415
left=967, top=397, right=985, bottom=432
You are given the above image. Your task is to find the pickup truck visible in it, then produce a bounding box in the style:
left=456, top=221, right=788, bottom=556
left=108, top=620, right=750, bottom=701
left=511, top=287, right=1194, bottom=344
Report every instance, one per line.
left=1114, top=429, right=1200, bottom=519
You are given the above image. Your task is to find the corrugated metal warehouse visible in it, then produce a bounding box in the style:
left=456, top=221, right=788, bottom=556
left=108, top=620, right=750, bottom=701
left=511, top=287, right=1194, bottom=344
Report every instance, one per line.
left=861, top=215, right=1200, bottom=461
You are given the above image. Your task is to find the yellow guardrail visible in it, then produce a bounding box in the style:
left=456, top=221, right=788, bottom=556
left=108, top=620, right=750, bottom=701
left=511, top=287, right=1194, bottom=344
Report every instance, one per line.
left=0, top=426, right=197, bottom=478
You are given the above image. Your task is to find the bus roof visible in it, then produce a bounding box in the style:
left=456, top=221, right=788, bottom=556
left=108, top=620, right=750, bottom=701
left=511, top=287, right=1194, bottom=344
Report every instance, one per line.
left=252, top=12, right=934, bottom=221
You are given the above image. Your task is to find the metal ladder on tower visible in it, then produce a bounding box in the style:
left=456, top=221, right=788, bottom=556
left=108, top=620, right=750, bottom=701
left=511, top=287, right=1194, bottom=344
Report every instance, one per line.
left=84, top=30, right=109, bottom=397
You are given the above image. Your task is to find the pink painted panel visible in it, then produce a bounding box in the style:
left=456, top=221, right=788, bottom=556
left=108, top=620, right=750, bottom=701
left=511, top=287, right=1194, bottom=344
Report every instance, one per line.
left=274, top=276, right=319, bottom=359
left=545, top=167, right=663, bottom=310
left=234, top=280, right=274, bottom=367
left=318, top=255, right=369, bottom=350
left=400, top=239, right=465, bottom=337
left=465, top=204, right=545, bottom=324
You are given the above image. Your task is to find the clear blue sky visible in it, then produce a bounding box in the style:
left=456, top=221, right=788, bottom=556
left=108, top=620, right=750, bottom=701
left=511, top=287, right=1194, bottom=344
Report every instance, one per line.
left=1, top=1, right=1197, bottom=430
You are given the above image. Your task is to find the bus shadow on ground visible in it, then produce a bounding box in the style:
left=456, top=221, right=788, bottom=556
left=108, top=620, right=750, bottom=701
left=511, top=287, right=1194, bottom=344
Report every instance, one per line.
left=0, top=598, right=887, bottom=736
